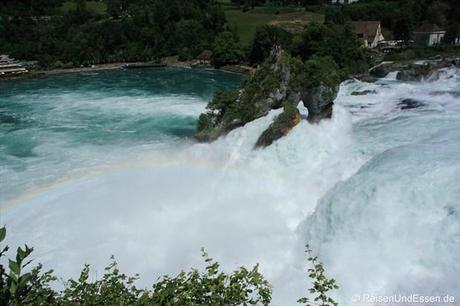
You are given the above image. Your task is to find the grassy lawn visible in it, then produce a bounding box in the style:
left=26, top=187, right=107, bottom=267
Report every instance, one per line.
left=59, top=1, right=323, bottom=47
left=60, top=1, right=107, bottom=14
left=223, top=6, right=324, bottom=46
left=225, top=9, right=274, bottom=46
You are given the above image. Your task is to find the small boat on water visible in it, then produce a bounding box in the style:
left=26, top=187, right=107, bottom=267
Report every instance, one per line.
left=122, top=62, right=166, bottom=69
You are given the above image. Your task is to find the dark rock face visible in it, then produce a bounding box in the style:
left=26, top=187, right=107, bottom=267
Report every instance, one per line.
left=398, top=98, right=425, bottom=110
left=288, top=84, right=335, bottom=123
left=396, top=66, right=433, bottom=81
left=370, top=58, right=458, bottom=82
left=351, top=90, right=377, bottom=96
left=255, top=103, right=301, bottom=148
left=352, top=73, right=378, bottom=83
left=369, top=65, right=392, bottom=78
left=195, top=49, right=340, bottom=145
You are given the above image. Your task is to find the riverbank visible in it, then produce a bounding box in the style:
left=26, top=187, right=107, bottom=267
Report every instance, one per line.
left=0, top=58, right=253, bottom=82
left=33, top=62, right=126, bottom=75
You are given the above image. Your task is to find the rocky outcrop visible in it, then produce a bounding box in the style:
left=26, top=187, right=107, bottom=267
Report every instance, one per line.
left=369, top=64, right=393, bottom=78
left=398, top=98, right=425, bottom=110
left=289, top=84, right=335, bottom=123
left=351, top=90, right=377, bottom=96
left=369, top=58, right=459, bottom=81
left=195, top=49, right=341, bottom=146
left=396, top=65, right=436, bottom=81
left=255, top=103, right=301, bottom=148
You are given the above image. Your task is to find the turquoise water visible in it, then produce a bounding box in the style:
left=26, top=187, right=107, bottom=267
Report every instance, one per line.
left=0, top=68, right=241, bottom=202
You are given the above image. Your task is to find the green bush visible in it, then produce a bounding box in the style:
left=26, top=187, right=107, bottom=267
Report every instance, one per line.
left=0, top=227, right=275, bottom=305
left=0, top=225, right=341, bottom=305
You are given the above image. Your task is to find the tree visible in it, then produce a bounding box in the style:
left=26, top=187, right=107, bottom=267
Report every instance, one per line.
left=393, top=15, right=413, bottom=41
left=105, top=0, right=129, bottom=19
left=249, top=25, right=293, bottom=64
left=444, top=22, right=460, bottom=44
left=212, top=31, right=244, bottom=67
left=292, top=22, right=370, bottom=76
left=175, top=19, right=207, bottom=59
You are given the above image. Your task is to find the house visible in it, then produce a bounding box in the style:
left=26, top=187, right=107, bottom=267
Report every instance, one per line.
left=0, top=55, right=28, bottom=77
left=351, top=21, right=385, bottom=48
left=330, top=0, right=359, bottom=4
left=413, top=23, right=446, bottom=46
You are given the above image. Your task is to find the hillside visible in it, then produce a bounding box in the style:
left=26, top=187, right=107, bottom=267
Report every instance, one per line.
left=221, top=3, right=324, bottom=45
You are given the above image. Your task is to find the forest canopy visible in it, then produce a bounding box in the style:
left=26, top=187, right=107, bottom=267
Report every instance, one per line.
left=0, top=0, right=226, bottom=67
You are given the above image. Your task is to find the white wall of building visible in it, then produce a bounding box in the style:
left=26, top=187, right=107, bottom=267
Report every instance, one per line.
left=428, top=32, right=445, bottom=46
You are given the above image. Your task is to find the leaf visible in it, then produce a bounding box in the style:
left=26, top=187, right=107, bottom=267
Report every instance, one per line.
left=10, top=280, right=17, bottom=294
left=9, top=259, right=20, bottom=275
left=0, top=227, right=5, bottom=242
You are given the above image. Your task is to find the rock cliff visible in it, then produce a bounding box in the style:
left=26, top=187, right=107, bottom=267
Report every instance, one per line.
left=195, top=49, right=341, bottom=147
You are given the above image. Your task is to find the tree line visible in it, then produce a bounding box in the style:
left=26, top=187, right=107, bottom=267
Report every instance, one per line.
left=0, top=0, right=226, bottom=68
left=1, top=0, right=458, bottom=70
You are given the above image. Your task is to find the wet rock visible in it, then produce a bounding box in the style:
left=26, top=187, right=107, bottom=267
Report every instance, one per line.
left=298, top=84, right=335, bottom=123
left=352, top=74, right=378, bottom=83
left=396, top=65, right=433, bottom=81
left=430, top=91, right=460, bottom=98
left=351, top=90, right=377, bottom=96
left=398, top=98, right=424, bottom=110
left=255, top=103, right=301, bottom=148
left=369, top=65, right=392, bottom=78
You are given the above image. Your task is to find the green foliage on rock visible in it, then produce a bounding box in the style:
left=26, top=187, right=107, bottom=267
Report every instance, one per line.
left=239, top=58, right=284, bottom=116
left=196, top=52, right=289, bottom=141
left=196, top=49, right=343, bottom=142
left=207, top=90, right=241, bottom=120
left=289, top=55, right=341, bottom=98
left=249, top=25, right=293, bottom=64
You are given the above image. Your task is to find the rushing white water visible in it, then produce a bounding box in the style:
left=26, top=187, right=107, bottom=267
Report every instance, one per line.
left=1, top=68, right=459, bottom=305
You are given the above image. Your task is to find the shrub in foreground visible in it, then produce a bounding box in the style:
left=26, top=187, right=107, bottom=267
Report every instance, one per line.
left=0, top=226, right=338, bottom=305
